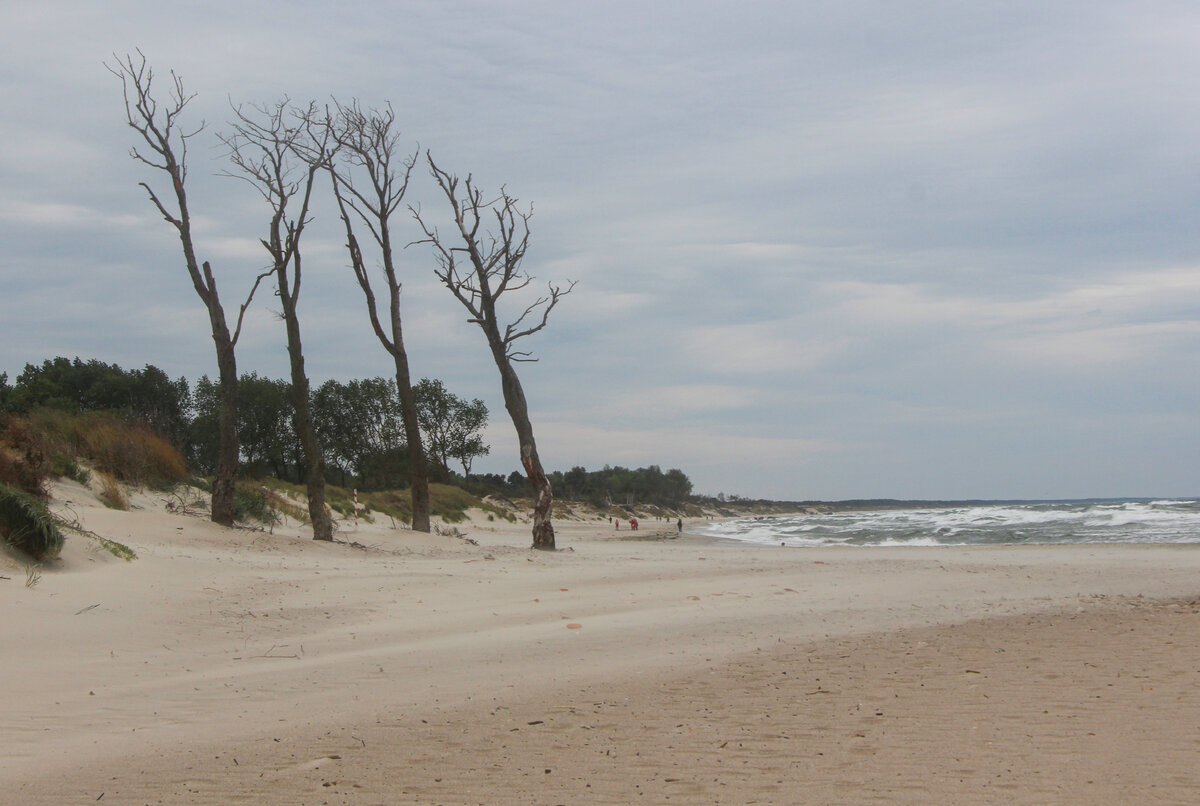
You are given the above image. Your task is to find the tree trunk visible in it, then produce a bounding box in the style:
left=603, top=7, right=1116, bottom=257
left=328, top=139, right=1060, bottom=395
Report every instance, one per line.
left=210, top=323, right=239, bottom=527
left=279, top=282, right=333, bottom=542
left=496, top=355, right=555, bottom=550
left=394, top=365, right=431, bottom=532
left=387, top=289, right=431, bottom=532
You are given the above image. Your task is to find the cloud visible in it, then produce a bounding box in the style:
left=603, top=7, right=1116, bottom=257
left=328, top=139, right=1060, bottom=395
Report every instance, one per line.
left=994, top=321, right=1200, bottom=370
left=822, top=265, right=1200, bottom=366
left=4, top=1, right=1200, bottom=499
left=0, top=200, right=144, bottom=230
left=681, top=319, right=846, bottom=375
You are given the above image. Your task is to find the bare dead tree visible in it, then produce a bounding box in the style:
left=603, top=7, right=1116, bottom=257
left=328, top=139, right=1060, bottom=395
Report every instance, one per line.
left=108, top=51, right=271, bottom=527
left=412, top=154, right=575, bottom=550
left=219, top=98, right=335, bottom=541
left=321, top=100, right=431, bottom=532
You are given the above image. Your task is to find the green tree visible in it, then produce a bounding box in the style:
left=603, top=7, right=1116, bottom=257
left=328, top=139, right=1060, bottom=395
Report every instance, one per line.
left=312, top=377, right=405, bottom=488
left=235, top=374, right=297, bottom=480
left=412, top=379, right=490, bottom=478
left=190, top=373, right=298, bottom=479
left=10, top=357, right=190, bottom=446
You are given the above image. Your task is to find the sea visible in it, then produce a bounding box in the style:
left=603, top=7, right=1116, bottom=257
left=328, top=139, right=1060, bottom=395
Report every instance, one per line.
left=691, top=499, right=1200, bottom=547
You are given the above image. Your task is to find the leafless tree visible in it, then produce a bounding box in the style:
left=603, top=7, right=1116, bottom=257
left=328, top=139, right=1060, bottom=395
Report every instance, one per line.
left=219, top=98, right=335, bottom=541
left=413, top=155, right=575, bottom=550
left=108, top=51, right=270, bottom=527
left=322, top=100, right=431, bottom=532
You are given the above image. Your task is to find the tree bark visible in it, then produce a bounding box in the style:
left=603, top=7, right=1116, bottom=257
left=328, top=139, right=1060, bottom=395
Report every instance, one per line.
left=504, top=368, right=555, bottom=549
left=278, top=278, right=333, bottom=541
left=490, top=331, right=555, bottom=549
left=221, top=98, right=333, bottom=542
left=210, top=317, right=239, bottom=527
left=392, top=357, right=431, bottom=532
left=380, top=224, right=431, bottom=533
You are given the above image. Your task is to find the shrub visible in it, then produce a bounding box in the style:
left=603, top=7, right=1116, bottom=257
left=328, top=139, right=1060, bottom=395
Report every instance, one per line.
left=0, top=415, right=50, bottom=496
left=257, top=479, right=311, bottom=523
left=83, top=419, right=188, bottom=489
left=49, top=454, right=90, bottom=485
left=0, top=448, right=46, bottom=497
left=0, top=482, right=64, bottom=558
left=233, top=482, right=282, bottom=527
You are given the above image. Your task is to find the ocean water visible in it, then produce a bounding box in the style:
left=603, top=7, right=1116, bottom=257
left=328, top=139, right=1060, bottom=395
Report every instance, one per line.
left=692, top=499, right=1200, bottom=547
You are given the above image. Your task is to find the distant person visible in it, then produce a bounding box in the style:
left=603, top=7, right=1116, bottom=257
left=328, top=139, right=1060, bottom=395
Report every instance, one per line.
left=677, top=518, right=682, bottom=532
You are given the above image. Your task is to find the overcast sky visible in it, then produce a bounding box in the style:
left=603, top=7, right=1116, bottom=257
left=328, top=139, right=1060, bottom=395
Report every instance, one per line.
left=3, top=1, right=1199, bottom=500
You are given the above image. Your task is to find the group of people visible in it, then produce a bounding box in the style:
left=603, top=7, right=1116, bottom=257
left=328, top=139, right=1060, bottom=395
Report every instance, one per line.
left=610, top=516, right=684, bottom=532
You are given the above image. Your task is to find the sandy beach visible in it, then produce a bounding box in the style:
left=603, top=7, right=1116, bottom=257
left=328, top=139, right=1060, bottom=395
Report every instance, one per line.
left=3, top=482, right=1199, bottom=805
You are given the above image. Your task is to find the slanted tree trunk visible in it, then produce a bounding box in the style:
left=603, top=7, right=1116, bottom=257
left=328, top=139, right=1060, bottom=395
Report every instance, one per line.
left=413, top=155, right=575, bottom=550
left=494, top=347, right=555, bottom=548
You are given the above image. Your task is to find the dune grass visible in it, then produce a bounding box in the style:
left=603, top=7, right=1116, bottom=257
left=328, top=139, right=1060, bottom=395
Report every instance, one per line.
left=97, top=472, right=129, bottom=510
left=254, top=479, right=512, bottom=528
left=0, top=482, right=65, bottom=559
left=21, top=410, right=188, bottom=490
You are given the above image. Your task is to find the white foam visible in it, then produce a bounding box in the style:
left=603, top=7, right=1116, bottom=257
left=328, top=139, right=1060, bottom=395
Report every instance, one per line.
left=698, top=499, right=1200, bottom=547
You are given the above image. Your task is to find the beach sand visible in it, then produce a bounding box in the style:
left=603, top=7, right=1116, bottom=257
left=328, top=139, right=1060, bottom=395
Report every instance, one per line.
left=2, top=483, right=1198, bottom=804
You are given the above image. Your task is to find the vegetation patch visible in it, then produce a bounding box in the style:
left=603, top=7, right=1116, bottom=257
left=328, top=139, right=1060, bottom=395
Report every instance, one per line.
left=23, top=409, right=188, bottom=490
left=0, top=415, right=51, bottom=496
left=53, top=512, right=137, bottom=561
left=258, top=479, right=312, bottom=523
left=358, top=488, right=412, bottom=526
left=50, top=454, right=90, bottom=485
left=232, top=482, right=283, bottom=528
left=0, top=482, right=65, bottom=559
left=97, top=472, right=129, bottom=510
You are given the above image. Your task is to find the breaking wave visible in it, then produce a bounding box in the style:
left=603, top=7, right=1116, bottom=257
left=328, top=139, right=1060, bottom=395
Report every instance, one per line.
left=692, top=499, right=1200, bottom=547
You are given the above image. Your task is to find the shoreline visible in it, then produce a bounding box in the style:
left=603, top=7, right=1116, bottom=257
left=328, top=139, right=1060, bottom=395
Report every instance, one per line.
left=3, top=486, right=1199, bottom=803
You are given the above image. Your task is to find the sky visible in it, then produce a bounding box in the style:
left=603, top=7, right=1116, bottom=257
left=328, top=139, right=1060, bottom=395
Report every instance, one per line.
left=2, top=1, right=1199, bottom=501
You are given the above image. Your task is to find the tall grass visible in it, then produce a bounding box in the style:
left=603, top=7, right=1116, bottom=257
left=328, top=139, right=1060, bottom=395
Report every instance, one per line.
left=97, top=472, right=129, bottom=510
left=359, top=482, right=511, bottom=526
left=0, top=482, right=65, bottom=559
left=22, top=410, right=188, bottom=489
left=0, top=415, right=51, bottom=497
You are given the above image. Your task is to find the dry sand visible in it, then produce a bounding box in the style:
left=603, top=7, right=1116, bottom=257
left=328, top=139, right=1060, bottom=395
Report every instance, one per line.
left=2, top=482, right=1199, bottom=805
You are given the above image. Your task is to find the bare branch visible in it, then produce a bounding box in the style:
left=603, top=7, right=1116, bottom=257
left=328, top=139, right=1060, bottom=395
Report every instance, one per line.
left=230, top=265, right=275, bottom=346
left=503, top=280, right=578, bottom=351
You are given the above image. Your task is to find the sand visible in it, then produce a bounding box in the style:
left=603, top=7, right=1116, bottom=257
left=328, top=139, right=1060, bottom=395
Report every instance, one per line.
left=2, top=482, right=1198, bottom=805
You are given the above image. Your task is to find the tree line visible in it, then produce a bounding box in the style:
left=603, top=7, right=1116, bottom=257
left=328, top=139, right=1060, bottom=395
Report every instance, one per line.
left=0, top=358, right=490, bottom=493
left=107, top=52, right=571, bottom=546
left=0, top=358, right=697, bottom=508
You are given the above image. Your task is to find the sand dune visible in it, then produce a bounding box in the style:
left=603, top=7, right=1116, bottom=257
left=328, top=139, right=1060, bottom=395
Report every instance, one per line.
left=2, top=483, right=1198, bottom=804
